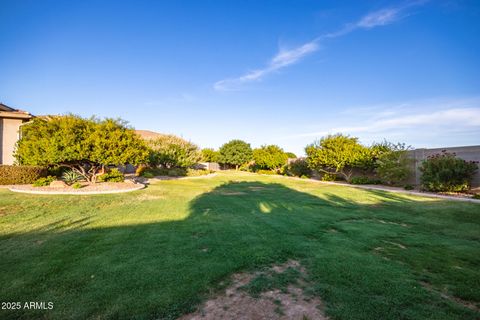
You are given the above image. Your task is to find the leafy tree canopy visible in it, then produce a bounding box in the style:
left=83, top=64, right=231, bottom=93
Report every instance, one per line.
left=201, top=148, right=220, bottom=163
left=148, top=134, right=201, bottom=168
left=15, top=115, right=149, bottom=182
left=305, top=134, right=371, bottom=181
left=219, top=139, right=253, bottom=169
left=253, top=145, right=288, bottom=170
left=285, top=152, right=297, bottom=159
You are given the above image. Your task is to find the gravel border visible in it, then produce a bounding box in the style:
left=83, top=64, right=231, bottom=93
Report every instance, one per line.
left=8, top=183, right=145, bottom=195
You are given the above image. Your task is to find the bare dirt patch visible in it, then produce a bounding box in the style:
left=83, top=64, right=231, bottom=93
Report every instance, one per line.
left=179, top=260, right=327, bottom=320
left=420, top=281, right=479, bottom=312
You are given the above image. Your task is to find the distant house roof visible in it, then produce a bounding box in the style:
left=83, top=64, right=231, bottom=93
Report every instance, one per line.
left=134, top=130, right=164, bottom=140
left=0, top=103, right=33, bottom=119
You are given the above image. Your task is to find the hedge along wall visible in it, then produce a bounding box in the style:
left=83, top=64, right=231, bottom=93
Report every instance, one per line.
left=0, top=165, right=47, bottom=185
left=407, top=145, right=480, bottom=188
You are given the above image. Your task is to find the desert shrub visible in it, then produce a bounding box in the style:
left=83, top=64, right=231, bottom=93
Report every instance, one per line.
left=282, top=159, right=311, bottom=177
left=135, top=165, right=147, bottom=177
left=186, top=168, right=211, bottom=176
left=306, top=134, right=372, bottom=182
left=141, top=167, right=189, bottom=177
left=98, top=168, right=125, bottom=182
left=253, top=145, right=288, bottom=170
left=62, top=170, right=83, bottom=185
left=15, top=115, right=149, bottom=183
left=420, top=151, right=478, bottom=192
left=148, top=134, right=201, bottom=168
left=257, top=169, right=276, bottom=175
left=142, top=171, right=155, bottom=178
left=375, top=143, right=412, bottom=185
left=33, top=176, right=55, bottom=187
left=404, top=184, right=414, bottom=190
left=350, top=176, right=382, bottom=185
left=0, top=165, right=47, bottom=185
left=321, top=173, right=338, bottom=181
left=219, top=140, right=253, bottom=170
left=201, top=148, right=220, bottom=163
left=72, top=182, right=82, bottom=189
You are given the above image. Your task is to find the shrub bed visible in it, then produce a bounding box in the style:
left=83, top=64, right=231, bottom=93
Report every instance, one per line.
left=420, top=151, right=478, bottom=192
left=0, top=165, right=47, bottom=185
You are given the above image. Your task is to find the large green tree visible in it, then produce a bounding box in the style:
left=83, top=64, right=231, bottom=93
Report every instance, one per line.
left=15, top=115, right=149, bottom=183
left=201, top=148, right=220, bottom=163
left=253, top=145, right=288, bottom=171
left=219, top=139, right=253, bottom=169
left=305, top=134, right=371, bottom=182
left=148, top=134, right=201, bottom=168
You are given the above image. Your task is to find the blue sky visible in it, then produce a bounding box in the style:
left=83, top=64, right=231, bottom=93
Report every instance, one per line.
left=1, top=0, right=479, bottom=155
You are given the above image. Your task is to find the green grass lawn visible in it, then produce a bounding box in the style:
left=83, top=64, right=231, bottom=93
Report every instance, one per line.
left=1, top=172, right=479, bottom=319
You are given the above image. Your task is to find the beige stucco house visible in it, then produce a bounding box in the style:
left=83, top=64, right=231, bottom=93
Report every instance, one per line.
left=0, top=103, right=33, bottom=165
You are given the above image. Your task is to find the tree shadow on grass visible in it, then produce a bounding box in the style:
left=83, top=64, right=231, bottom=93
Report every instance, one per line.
left=0, top=181, right=478, bottom=320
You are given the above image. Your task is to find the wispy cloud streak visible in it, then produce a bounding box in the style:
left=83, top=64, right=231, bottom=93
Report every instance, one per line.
left=214, top=2, right=425, bottom=91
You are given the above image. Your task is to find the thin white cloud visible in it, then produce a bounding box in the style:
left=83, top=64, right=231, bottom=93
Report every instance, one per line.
left=292, top=98, right=480, bottom=139
left=214, top=2, right=426, bottom=91
left=356, top=8, right=403, bottom=28
left=214, top=40, right=319, bottom=91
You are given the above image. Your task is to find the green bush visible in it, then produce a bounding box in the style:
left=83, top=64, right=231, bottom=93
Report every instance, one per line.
left=62, top=169, right=83, bottom=185
left=72, top=182, right=82, bottom=189
left=0, top=165, right=47, bottom=185
left=257, top=169, right=276, bottom=175
left=375, top=143, right=412, bottom=185
left=282, top=159, right=311, bottom=177
left=33, top=176, right=55, bottom=187
left=148, top=134, right=200, bottom=168
left=98, top=168, right=125, bottom=182
left=350, top=176, right=382, bottom=185
left=141, top=167, right=189, bottom=177
left=306, top=134, right=372, bottom=182
left=420, top=151, right=478, bottom=192
left=252, top=145, right=288, bottom=170
left=404, top=184, right=414, bottom=190
left=321, top=173, right=338, bottom=181
left=201, top=148, right=220, bottom=163
left=473, top=194, right=480, bottom=200
left=15, top=115, right=149, bottom=183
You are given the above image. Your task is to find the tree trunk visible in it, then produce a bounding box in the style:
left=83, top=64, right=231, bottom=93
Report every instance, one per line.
left=235, top=164, right=239, bottom=170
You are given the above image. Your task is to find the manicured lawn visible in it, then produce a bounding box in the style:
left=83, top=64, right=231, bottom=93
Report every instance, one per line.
left=0, top=172, right=479, bottom=319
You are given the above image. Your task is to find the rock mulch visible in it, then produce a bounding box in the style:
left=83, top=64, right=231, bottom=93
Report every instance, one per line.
left=8, top=181, right=145, bottom=195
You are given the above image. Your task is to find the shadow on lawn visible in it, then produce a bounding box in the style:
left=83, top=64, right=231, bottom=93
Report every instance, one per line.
left=0, top=181, right=478, bottom=320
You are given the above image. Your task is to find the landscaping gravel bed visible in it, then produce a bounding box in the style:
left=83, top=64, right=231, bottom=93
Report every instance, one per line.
left=8, top=181, right=145, bottom=195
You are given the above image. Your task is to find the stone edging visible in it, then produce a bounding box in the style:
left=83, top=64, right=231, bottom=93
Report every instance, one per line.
left=8, top=183, right=145, bottom=195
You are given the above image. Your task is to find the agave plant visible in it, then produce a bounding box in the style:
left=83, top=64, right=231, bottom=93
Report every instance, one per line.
left=62, top=170, right=83, bottom=185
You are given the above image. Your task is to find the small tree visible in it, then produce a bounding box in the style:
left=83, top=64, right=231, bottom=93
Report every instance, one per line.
left=219, top=139, right=253, bottom=170
left=15, top=115, right=149, bottom=183
left=201, top=148, right=220, bottom=163
left=253, top=145, right=288, bottom=171
left=420, top=151, right=478, bottom=192
left=305, top=134, right=371, bottom=182
left=285, top=152, right=297, bottom=159
left=375, top=143, right=412, bottom=185
left=148, top=134, right=201, bottom=168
